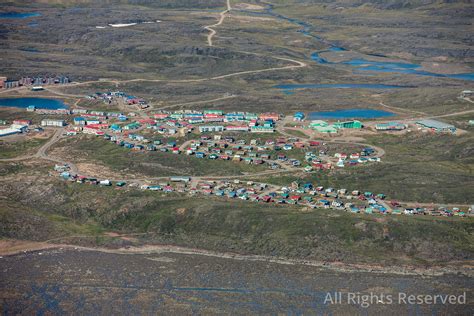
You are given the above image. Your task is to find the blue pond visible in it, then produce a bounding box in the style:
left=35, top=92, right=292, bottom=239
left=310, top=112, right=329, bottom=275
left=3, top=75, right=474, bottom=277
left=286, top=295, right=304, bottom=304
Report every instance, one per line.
left=0, top=98, right=68, bottom=110
left=0, top=12, right=41, bottom=19
left=309, top=109, right=395, bottom=120
left=274, top=83, right=408, bottom=91
left=251, top=4, right=474, bottom=82
left=343, top=58, right=474, bottom=81
left=20, top=47, right=40, bottom=53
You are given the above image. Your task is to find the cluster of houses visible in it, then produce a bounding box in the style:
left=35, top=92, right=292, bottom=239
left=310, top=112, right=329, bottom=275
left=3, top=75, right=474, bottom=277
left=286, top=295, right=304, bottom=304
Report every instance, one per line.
left=97, top=132, right=302, bottom=169
left=0, top=75, right=70, bottom=89
left=86, top=91, right=149, bottom=108
left=76, top=124, right=381, bottom=171
left=153, top=110, right=279, bottom=133
left=54, top=164, right=472, bottom=218
left=60, top=109, right=281, bottom=137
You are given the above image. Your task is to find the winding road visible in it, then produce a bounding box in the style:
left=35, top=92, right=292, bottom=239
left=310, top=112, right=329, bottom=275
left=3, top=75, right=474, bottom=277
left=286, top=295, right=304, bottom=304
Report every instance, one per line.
left=0, top=128, right=78, bottom=174
left=204, top=0, right=231, bottom=46
left=28, top=0, right=306, bottom=93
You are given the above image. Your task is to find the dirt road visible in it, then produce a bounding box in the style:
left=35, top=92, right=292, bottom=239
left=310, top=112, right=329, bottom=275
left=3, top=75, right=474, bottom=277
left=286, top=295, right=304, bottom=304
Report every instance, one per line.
left=1, top=239, right=465, bottom=276
left=204, top=0, right=231, bottom=46
left=0, top=128, right=79, bottom=173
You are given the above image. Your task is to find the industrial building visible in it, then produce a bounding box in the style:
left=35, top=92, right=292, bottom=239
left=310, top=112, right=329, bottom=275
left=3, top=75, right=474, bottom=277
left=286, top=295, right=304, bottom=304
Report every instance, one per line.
left=416, top=119, right=456, bottom=133
left=0, top=123, right=28, bottom=137
left=0, top=127, right=21, bottom=137
left=333, top=120, right=363, bottom=129
left=375, top=122, right=407, bottom=131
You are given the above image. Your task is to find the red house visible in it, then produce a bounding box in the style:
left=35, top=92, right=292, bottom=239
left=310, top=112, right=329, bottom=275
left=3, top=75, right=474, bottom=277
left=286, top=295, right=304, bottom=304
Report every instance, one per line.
left=259, top=113, right=280, bottom=121
left=13, top=119, right=31, bottom=126
left=154, top=113, right=169, bottom=120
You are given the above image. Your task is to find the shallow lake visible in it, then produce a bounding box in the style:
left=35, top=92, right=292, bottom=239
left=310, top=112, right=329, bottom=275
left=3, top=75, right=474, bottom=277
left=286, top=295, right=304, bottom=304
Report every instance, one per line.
left=308, top=109, right=395, bottom=120
left=0, top=98, right=67, bottom=109
left=258, top=5, right=474, bottom=82
left=0, top=12, right=41, bottom=19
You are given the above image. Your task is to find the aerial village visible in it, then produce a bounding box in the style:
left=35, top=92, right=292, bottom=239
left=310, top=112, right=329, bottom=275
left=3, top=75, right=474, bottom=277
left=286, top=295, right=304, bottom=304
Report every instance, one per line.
left=1, top=88, right=472, bottom=218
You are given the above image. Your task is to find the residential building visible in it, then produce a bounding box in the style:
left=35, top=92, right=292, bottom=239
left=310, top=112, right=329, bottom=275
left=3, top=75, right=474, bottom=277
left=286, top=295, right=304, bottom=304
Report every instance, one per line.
left=294, top=112, right=305, bottom=121
left=225, top=125, right=249, bottom=132
left=250, top=126, right=274, bottom=133
left=199, top=125, right=225, bottom=133
left=41, top=119, right=66, bottom=127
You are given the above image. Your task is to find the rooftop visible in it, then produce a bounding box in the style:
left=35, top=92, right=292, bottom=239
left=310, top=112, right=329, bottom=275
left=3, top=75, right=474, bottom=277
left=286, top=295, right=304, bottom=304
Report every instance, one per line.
left=416, top=119, right=456, bottom=130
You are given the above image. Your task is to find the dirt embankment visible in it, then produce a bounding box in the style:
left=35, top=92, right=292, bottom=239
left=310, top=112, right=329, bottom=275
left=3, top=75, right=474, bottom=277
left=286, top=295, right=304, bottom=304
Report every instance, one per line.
left=1, top=239, right=472, bottom=277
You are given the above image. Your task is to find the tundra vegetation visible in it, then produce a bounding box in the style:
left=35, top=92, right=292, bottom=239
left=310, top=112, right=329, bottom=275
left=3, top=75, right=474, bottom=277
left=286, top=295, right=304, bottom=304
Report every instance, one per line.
left=0, top=0, right=473, bottom=270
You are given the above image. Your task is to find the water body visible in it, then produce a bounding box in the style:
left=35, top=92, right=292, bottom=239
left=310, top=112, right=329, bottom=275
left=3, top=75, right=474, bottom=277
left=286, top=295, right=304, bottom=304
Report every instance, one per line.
left=0, top=12, right=41, bottom=19
left=342, top=58, right=474, bottom=81
left=241, top=5, right=474, bottom=82
left=0, top=98, right=67, bottom=109
left=309, top=109, right=395, bottom=120
left=19, top=47, right=40, bottom=53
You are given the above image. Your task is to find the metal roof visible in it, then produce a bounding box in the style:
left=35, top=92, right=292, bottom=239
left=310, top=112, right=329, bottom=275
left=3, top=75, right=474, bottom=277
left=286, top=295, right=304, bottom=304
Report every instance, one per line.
left=416, top=119, right=455, bottom=129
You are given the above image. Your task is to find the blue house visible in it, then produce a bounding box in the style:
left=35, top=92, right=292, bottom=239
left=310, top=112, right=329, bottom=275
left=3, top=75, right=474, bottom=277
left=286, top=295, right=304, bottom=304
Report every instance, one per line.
left=294, top=112, right=305, bottom=121
left=110, top=124, right=122, bottom=132
left=73, top=117, right=86, bottom=125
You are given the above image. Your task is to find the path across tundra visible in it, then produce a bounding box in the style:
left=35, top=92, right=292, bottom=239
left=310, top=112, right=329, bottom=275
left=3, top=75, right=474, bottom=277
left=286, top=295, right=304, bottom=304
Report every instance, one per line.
left=204, top=0, right=232, bottom=46
left=39, top=0, right=307, bottom=91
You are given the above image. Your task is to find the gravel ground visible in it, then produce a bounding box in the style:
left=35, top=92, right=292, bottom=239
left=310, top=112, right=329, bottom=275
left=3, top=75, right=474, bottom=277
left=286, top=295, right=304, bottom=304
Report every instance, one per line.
left=0, top=249, right=472, bottom=315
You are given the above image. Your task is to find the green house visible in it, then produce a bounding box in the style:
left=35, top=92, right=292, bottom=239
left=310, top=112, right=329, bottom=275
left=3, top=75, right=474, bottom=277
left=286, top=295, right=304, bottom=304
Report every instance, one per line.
left=333, top=120, right=362, bottom=129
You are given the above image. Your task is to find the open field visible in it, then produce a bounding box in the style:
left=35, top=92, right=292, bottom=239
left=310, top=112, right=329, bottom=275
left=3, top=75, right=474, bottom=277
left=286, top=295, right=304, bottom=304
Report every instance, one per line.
left=0, top=134, right=49, bottom=159
left=1, top=248, right=473, bottom=314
